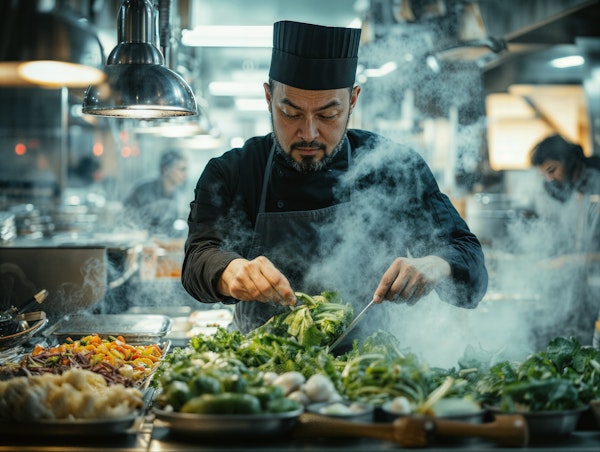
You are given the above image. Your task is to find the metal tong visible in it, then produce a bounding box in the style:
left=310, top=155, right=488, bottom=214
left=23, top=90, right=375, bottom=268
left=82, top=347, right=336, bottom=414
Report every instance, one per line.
left=329, top=299, right=375, bottom=352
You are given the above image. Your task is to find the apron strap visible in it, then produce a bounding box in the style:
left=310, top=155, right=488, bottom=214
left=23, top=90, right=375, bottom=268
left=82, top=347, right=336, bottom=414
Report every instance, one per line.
left=259, top=135, right=352, bottom=214
left=258, top=142, right=276, bottom=214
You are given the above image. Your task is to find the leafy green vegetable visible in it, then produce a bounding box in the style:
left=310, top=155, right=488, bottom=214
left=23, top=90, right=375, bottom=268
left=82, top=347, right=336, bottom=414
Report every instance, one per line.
left=336, top=332, right=438, bottom=407
left=249, top=291, right=353, bottom=348
left=474, top=336, right=600, bottom=411
left=154, top=345, right=300, bottom=413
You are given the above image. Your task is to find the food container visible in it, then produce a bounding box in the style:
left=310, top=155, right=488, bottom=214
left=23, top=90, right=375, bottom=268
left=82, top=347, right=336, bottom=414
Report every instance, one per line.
left=307, top=400, right=374, bottom=423
left=381, top=397, right=485, bottom=424
left=0, top=414, right=140, bottom=437
left=153, top=406, right=303, bottom=437
left=51, top=313, right=172, bottom=343
left=590, top=400, right=600, bottom=428
left=488, top=406, right=587, bottom=440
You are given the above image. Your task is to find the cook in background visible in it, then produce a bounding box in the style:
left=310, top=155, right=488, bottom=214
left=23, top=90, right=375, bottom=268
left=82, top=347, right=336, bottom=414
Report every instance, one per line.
left=123, top=150, right=189, bottom=237
left=65, top=156, right=108, bottom=208
left=530, top=134, right=600, bottom=345
left=182, top=21, right=488, bottom=342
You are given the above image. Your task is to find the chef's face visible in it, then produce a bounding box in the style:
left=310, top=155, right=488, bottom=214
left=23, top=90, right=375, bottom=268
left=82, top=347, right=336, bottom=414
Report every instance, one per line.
left=538, top=159, right=565, bottom=184
left=164, top=158, right=188, bottom=187
left=265, top=81, right=360, bottom=172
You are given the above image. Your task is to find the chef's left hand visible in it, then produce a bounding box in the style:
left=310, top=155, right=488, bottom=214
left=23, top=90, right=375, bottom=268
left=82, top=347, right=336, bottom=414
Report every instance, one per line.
left=372, top=256, right=451, bottom=305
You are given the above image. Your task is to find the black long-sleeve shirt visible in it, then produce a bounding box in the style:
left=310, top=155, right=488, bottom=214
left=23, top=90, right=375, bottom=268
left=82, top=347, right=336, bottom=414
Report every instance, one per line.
left=182, top=129, right=488, bottom=312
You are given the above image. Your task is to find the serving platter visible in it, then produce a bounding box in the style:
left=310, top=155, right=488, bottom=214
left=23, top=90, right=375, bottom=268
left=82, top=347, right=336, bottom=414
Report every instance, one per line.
left=153, top=406, right=303, bottom=437
left=0, top=414, right=141, bottom=436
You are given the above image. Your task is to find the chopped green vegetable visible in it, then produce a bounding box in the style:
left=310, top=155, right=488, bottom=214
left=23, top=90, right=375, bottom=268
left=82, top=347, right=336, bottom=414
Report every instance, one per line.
left=181, top=393, right=262, bottom=414
left=249, top=290, right=353, bottom=348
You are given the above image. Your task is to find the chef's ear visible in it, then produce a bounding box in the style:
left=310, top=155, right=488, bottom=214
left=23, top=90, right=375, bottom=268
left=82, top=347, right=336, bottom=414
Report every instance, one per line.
left=264, top=82, right=272, bottom=111
left=350, top=85, right=361, bottom=111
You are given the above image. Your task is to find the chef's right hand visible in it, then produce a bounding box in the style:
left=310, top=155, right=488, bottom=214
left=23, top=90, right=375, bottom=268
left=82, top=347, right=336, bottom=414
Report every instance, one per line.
left=217, top=256, right=297, bottom=306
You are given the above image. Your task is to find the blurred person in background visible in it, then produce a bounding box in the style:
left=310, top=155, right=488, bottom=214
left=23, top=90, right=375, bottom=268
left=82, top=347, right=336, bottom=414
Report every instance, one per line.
left=123, top=150, right=188, bottom=237
left=68, top=156, right=102, bottom=188
left=531, top=134, right=600, bottom=203
left=181, top=20, right=488, bottom=344
left=529, top=134, right=600, bottom=345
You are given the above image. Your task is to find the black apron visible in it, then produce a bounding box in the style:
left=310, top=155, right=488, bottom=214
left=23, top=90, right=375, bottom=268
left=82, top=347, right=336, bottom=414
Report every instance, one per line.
left=231, top=139, right=352, bottom=334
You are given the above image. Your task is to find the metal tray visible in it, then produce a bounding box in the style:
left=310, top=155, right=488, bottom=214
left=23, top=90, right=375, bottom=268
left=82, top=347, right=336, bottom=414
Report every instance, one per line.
left=153, top=406, right=303, bottom=437
left=0, top=414, right=141, bottom=437
left=51, top=314, right=172, bottom=343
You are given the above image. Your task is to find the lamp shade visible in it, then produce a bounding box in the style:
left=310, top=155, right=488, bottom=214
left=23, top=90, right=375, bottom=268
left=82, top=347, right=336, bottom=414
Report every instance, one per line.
left=82, top=0, right=197, bottom=118
left=82, top=64, right=198, bottom=118
left=0, top=4, right=105, bottom=88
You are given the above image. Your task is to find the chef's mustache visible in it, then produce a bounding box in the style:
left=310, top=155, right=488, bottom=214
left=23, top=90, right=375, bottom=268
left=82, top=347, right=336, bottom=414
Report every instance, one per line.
left=290, top=141, right=326, bottom=151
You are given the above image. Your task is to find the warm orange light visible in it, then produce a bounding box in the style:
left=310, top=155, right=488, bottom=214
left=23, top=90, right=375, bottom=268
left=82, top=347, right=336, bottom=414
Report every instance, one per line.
left=93, top=142, right=104, bottom=156
left=15, top=143, right=26, bottom=155
left=121, top=146, right=132, bottom=158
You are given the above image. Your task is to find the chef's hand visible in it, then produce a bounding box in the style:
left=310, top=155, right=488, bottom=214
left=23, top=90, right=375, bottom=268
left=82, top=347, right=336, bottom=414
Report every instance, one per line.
left=372, top=256, right=451, bottom=305
left=217, top=256, right=297, bottom=306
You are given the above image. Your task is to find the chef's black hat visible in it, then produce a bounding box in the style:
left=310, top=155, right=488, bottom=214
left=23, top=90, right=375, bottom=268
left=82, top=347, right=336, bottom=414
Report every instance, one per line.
left=269, top=21, right=361, bottom=90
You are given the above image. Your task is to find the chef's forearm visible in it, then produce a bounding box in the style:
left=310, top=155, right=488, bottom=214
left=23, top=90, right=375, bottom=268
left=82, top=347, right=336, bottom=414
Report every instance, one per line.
left=182, top=243, right=241, bottom=304
left=434, top=243, right=488, bottom=308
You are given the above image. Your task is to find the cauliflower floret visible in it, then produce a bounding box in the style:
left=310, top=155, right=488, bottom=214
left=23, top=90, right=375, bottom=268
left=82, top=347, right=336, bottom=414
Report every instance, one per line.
left=0, top=369, right=144, bottom=421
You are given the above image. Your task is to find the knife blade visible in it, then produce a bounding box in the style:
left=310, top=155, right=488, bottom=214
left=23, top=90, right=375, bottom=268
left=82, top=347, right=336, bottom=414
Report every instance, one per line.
left=329, top=299, right=375, bottom=351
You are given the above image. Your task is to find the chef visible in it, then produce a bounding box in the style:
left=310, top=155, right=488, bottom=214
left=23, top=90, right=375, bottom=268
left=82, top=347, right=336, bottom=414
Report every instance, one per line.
left=529, top=134, right=600, bottom=346
left=182, top=20, right=488, bottom=339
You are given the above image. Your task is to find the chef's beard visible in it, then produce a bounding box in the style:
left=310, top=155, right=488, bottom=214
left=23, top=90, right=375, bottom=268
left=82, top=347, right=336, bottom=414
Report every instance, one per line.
left=273, top=137, right=344, bottom=173
left=271, top=117, right=349, bottom=173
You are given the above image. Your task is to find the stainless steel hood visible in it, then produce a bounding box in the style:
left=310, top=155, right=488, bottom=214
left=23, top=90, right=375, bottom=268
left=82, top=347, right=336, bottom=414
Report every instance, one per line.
left=480, top=0, right=600, bottom=87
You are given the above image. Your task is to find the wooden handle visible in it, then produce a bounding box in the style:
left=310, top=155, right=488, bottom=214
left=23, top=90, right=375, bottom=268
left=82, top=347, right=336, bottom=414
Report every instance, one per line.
left=293, top=413, right=400, bottom=443
left=293, top=412, right=529, bottom=448
left=393, top=414, right=529, bottom=447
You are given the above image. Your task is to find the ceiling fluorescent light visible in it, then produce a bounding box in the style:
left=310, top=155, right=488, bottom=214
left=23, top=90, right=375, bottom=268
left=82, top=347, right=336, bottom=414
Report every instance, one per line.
left=234, top=98, right=268, bottom=111
left=208, top=81, right=265, bottom=97
left=550, top=55, right=584, bottom=68
left=362, top=61, right=398, bottom=78
left=182, top=26, right=273, bottom=48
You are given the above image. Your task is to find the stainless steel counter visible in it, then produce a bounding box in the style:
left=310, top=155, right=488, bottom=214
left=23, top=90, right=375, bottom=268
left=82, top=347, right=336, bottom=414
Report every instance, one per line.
left=2, top=416, right=599, bottom=452
left=149, top=428, right=600, bottom=451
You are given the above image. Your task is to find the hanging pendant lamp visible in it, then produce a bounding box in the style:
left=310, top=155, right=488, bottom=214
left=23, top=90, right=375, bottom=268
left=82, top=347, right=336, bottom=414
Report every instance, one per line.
left=82, top=0, right=197, bottom=118
left=0, top=1, right=105, bottom=88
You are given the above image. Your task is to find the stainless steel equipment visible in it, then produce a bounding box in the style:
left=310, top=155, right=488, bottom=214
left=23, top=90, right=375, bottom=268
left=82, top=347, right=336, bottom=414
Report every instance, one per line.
left=0, top=247, right=107, bottom=320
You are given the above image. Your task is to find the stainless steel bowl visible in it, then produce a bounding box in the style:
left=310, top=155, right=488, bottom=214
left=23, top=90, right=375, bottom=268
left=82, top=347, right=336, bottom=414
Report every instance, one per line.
left=488, top=407, right=587, bottom=439
left=153, top=406, right=303, bottom=437
left=307, top=400, right=374, bottom=423
left=381, top=398, right=486, bottom=424
left=590, top=400, right=600, bottom=429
